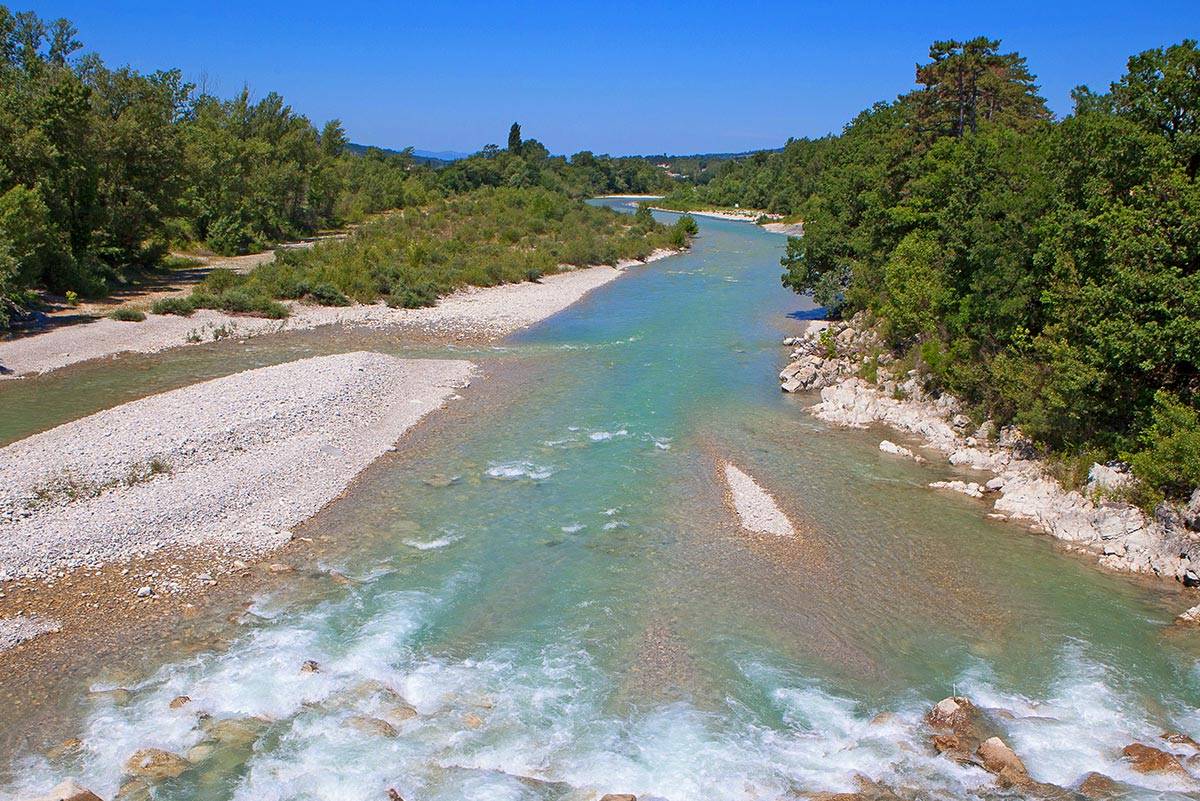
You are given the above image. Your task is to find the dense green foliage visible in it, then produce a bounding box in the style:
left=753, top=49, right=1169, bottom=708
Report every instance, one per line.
left=765, top=37, right=1200, bottom=501
left=162, top=187, right=693, bottom=314
left=0, top=6, right=673, bottom=324
left=437, top=126, right=672, bottom=198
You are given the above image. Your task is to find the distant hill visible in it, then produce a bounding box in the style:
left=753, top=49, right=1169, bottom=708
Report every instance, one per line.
left=345, top=143, right=472, bottom=165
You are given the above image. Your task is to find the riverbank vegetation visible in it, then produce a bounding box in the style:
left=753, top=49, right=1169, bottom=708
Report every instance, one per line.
left=0, top=7, right=674, bottom=325
left=758, top=37, right=1199, bottom=503
left=153, top=187, right=694, bottom=315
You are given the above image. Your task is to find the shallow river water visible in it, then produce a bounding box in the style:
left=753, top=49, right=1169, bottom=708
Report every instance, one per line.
left=2, top=201, right=1199, bottom=800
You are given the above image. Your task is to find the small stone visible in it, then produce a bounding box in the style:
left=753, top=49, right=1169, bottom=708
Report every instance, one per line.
left=136, top=586, right=152, bottom=598
left=168, top=695, right=190, bottom=709
left=599, top=795, right=637, bottom=801
left=1076, top=772, right=1120, bottom=799
left=300, top=659, right=320, bottom=673
left=268, top=563, right=293, bottom=573
left=464, top=713, right=483, bottom=728
left=124, top=748, right=190, bottom=781
left=43, top=737, right=83, bottom=760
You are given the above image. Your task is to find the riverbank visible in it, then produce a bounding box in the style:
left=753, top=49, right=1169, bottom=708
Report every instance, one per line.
left=0, top=250, right=677, bottom=379
left=780, top=316, right=1200, bottom=604
left=647, top=205, right=803, bottom=236
left=0, top=353, right=473, bottom=648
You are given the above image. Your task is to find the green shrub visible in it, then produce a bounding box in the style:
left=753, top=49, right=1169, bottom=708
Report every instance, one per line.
left=151, top=296, right=197, bottom=316
left=298, top=281, right=350, bottom=306
left=202, top=267, right=242, bottom=293
left=1127, top=392, right=1200, bottom=502
left=108, top=307, right=146, bottom=322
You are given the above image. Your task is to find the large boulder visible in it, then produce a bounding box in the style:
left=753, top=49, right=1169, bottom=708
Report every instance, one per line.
left=977, top=736, right=1027, bottom=777
left=1186, top=488, right=1200, bottom=531
left=124, top=747, right=190, bottom=781
left=1121, top=742, right=1189, bottom=776
left=20, top=779, right=103, bottom=801
left=925, top=696, right=989, bottom=765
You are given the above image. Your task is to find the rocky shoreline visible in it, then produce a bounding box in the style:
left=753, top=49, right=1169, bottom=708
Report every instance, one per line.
left=780, top=316, right=1200, bottom=614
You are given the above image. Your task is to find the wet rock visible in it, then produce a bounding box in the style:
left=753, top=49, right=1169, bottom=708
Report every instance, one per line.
left=136, top=586, right=152, bottom=598
left=1162, top=731, right=1200, bottom=751
left=114, top=778, right=152, bottom=801
left=928, top=480, right=984, bottom=499
left=300, top=659, right=320, bottom=673
left=977, top=736, right=1026, bottom=777
left=387, top=791, right=405, bottom=801
left=879, top=441, right=924, bottom=463
left=464, top=712, right=483, bottom=728
left=19, top=778, right=103, bottom=801
left=43, top=737, right=83, bottom=760
left=268, top=563, right=293, bottom=573
left=1121, top=742, right=1189, bottom=776
left=599, top=796, right=637, bottom=801
left=347, top=714, right=398, bottom=738
left=124, top=747, right=190, bottom=781
left=201, top=716, right=269, bottom=748
left=168, top=694, right=190, bottom=709
left=1075, top=772, right=1120, bottom=799
left=926, top=696, right=992, bottom=765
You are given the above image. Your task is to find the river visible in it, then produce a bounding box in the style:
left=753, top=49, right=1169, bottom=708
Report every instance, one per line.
left=2, top=200, right=1198, bottom=800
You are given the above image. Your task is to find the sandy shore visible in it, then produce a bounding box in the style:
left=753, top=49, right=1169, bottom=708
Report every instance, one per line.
left=0, top=251, right=677, bottom=379
left=0, top=352, right=473, bottom=590
left=720, top=461, right=797, bottom=537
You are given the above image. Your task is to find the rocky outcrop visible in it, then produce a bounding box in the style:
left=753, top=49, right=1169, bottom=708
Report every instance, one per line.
left=781, top=318, right=1200, bottom=591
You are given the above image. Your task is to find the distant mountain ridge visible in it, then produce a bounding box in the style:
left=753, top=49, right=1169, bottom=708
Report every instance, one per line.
left=345, top=143, right=472, bottom=164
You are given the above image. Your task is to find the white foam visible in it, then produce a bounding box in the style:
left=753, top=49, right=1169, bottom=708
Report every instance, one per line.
left=484, top=461, right=555, bottom=481
left=402, top=531, right=464, bottom=551
left=561, top=524, right=585, bottom=534
left=588, top=429, right=628, bottom=442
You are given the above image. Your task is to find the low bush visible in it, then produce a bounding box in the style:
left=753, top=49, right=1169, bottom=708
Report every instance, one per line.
left=108, top=307, right=146, bottom=322
left=151, top=297, right=198, bottom=316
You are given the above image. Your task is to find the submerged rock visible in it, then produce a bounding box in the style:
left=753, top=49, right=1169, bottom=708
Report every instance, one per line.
left=347, top=714, right=397, bottom=738
left=300, top=659, right=320, bottom=673
left=20, top=779, right=103, bottom=801
left=928, top=480, right=984, bottom=499
left=879, top=440, right=924, bottom=463
left=1075, top=772, right=1120, bottom=799
left=124, top=747, right=190, bottom=781
left=598, top=795, right=637, bottom=801
left=168, top=694, right=190, bottom=709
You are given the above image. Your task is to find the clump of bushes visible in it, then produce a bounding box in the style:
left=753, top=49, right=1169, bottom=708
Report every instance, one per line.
left=108, top=307, right=146, bottom=322
left=200, top=187, right=695, bottom=317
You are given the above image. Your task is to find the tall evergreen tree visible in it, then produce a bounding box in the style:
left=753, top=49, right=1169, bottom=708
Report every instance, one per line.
left=507, top=121, right=522, bottom=153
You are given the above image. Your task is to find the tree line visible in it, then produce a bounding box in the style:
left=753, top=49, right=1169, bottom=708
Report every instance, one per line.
left=769, top=37, right=1198, bottom=503
left=0, top=6, right=674, bottom=324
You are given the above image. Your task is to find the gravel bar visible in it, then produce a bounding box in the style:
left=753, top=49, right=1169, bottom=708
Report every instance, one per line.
left=0, top=352, right=474, bottom=581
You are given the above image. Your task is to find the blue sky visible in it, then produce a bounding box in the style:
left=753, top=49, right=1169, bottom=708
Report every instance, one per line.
left=25, top=0, right=1200, bottom=156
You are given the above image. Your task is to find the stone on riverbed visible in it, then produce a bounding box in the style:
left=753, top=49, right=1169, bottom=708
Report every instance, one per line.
left=347, top=714, right=398, bottom=738
left=879, top=440, right=925, bottom=463
left=977, top=735, right=1027, bottom=777
left=1121, top=742, right=1190, bottom=776
left=19, top=779, right=103, bottom=801
left=928, top=480, right=984, bottom=499
left=124, top=747, right=190, bottom=781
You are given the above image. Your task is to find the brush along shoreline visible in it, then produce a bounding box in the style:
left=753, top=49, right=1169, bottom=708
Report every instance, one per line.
left=780, top=315, right=1200, bottom=616
left=0, top=250, right=679, bottom=379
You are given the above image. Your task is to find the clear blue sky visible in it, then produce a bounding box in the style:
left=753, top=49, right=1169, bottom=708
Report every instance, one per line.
left=24, top=0, right=1200, bottom=156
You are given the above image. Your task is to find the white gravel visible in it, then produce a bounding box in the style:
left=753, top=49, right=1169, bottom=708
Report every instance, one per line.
left=720, top=461, right=797, bottom=537
left=0, top=253, right=675, bottom=379
left=0, top=614, right=61, bottom=652
left=0, top=352, right=473, bottom=581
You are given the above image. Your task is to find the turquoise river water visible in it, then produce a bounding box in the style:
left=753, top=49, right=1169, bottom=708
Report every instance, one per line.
left=1, top=200, right=1199, bottom=800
